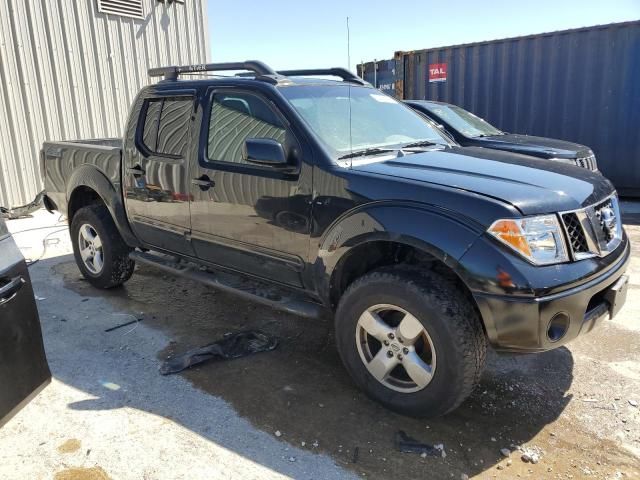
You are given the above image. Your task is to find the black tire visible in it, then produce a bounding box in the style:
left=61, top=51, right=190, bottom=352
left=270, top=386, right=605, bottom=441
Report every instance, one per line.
left=70, top=204, right=135, bottom=289
left=335, top=267, right=487, bottom=418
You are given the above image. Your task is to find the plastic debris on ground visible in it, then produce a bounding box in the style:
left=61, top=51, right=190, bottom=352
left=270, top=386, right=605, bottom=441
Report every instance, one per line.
left=104, top=314, right=142, bottom=333
left=1, top=191, right=44, bottom=219
left=160, top=330, right=278, bottom=375
left=394, top=430, right=442, bottom=457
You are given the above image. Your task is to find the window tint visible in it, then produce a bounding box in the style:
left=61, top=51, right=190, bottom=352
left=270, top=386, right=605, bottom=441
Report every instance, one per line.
left=142, top=99, right=162, bottom=151
left=207, top=92, right=286, bottom=164
left=157, top=99, right=193, bottom=155
left=141, top=97, right=193, bottom=156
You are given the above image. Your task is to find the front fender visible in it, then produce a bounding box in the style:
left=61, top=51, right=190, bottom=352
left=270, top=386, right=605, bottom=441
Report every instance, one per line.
left=313, top=202, right=484, bottom=302
left=66, top=165, right=140, bottom=247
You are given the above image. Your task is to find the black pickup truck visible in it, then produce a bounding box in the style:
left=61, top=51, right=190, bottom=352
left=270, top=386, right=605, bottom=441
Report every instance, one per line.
left=42, top=61, right=629, bottom=417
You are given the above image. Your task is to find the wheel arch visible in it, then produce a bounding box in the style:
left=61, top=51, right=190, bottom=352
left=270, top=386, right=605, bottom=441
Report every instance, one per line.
left=66, top=165, right=140, bottom=247
left=314, top=203, right=484, bottom=312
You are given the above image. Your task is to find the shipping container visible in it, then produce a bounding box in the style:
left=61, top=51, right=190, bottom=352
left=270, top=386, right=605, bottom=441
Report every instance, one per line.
left=361, top=21, right=640, bottom=196
left=357, top=59, right=396, bottom=95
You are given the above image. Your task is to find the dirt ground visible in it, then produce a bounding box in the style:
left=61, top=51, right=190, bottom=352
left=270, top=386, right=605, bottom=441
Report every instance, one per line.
left=53, top=236, right=640, bottom=480
left=2, top=210, right=639, bottom=479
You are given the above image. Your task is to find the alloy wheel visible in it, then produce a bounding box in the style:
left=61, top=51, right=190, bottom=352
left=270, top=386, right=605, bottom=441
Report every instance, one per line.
left=355, top=304, right=436, bottom=393
left=78, top=223, right=104, bottom=274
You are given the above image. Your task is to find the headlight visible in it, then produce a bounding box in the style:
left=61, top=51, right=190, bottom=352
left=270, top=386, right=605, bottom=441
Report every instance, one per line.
left=488, top=215, right=569, bottom=265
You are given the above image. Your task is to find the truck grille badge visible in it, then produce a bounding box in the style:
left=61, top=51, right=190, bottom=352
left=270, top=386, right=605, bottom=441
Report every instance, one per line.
left=560, top=194, right=622, bottom=260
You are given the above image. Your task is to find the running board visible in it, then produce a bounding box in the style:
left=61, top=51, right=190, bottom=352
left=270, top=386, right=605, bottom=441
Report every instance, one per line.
left=129, top=251, right=326, bottom=319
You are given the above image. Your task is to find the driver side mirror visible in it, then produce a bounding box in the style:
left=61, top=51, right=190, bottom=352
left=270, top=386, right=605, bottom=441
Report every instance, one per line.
left=242, top=138, right=288, bottom=167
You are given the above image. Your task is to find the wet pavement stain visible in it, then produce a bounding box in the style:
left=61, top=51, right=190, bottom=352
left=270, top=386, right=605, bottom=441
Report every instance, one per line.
left=54, top=466, right=110, bottom=480
left=57, top=438, right=81, bottom=454
left=54, top=259, right=640, bottom=479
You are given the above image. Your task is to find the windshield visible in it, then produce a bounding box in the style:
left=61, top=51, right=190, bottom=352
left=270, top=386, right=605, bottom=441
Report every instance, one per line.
left=280, top=85, right=452, bottom=159
left=426, top=104, right=503, bottom=138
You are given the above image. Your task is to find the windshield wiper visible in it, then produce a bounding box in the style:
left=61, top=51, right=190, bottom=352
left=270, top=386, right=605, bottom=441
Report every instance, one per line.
left=399, top=140, right=438, bottom=149
left=338, top=147, right=395, bottom=160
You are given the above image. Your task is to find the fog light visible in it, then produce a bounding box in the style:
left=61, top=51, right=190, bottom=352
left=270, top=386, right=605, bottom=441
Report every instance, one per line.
left=547, top=313, right=570, bottom=342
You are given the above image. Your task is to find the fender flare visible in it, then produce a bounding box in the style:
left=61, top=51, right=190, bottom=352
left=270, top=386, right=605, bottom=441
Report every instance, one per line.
left=66, top=165, right=140, bottom=247
left=313, top=202, right=484, bottom=304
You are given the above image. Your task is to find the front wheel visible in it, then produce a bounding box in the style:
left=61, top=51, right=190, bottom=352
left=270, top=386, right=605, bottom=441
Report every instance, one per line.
left=335, top=267, right=487, bottom=418
left=70, top=205, right=135, bottom=289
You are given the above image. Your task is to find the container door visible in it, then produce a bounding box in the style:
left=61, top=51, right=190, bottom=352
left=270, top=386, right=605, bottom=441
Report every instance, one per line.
left=0, top=219, right=51, bottom=428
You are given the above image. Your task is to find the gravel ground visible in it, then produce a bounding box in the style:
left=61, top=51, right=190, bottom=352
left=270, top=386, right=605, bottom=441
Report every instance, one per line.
left=0, top=208, right=638, bottom=480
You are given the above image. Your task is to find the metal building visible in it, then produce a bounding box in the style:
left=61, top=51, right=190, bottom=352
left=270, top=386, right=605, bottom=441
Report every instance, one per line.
left=358, top=21, right=640, bottom=196
left=0, top=0, right=210, bottom=208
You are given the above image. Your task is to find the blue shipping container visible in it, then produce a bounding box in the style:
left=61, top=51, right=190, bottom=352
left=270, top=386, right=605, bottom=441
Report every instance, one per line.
left=367, top=21, right=640, bottom=196
left=358, top=59, right=396, bottom=95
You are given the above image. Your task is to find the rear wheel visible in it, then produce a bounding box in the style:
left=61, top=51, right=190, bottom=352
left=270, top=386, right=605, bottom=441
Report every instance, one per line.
left=70, top=205, right=135, bottom=289
left=335, top=267, right=487, bottom=417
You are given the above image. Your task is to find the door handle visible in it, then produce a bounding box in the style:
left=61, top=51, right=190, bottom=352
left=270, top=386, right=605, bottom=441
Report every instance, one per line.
left=192, top=175, right=215, bottom=191
left=127, top=165, right=145, bottom=176
left=0, top=276, right=24, bottom=306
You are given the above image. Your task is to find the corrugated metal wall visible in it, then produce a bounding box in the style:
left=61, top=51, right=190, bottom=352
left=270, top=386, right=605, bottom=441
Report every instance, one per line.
left=361, top=21, right=640, bottom=196
left=0, top=0, right=210, bottom=208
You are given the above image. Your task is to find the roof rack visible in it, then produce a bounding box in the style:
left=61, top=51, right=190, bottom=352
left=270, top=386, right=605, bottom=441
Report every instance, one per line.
left=148, top=60, right=288, bottom=84
left=147, top=62, right=369, bottom=86
left=277, top=68, right=368, bottom=85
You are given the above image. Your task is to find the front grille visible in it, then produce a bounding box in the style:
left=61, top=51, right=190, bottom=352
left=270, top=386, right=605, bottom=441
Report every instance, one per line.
left=575, top=153, right=597, bottom=171
left=594, top=198, right=616, bottom=243
left=562, top=212, right=589, bottom=253
left=560, top=194, right=622, bottom=260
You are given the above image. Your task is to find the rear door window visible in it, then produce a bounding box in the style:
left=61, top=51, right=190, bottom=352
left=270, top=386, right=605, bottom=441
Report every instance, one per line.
left=141, top=97, right=194, bottom=157
left=142, top=99, right=162, bottom=151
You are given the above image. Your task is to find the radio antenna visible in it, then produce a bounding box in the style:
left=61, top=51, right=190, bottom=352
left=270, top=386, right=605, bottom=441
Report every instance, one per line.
left=346, top=17, right=351, bottom=71
left=347, top=17, right=353, bottom=168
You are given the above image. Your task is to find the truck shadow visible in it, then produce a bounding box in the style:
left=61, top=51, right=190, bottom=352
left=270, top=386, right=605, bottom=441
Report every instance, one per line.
left=44, top=258, right=575, bottom=479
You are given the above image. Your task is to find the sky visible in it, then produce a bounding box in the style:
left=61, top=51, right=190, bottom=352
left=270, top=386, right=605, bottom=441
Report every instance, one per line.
left=206, top=0, right=640, bottom=70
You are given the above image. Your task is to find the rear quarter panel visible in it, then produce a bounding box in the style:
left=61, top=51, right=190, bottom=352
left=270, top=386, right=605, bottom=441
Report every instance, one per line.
left=42, top=140, right=140, bottom=247
left=42, top=139, right=122, bottom=216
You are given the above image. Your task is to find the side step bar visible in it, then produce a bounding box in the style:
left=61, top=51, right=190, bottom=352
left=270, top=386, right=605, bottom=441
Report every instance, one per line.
left=129, top=251, right=326, bottom=320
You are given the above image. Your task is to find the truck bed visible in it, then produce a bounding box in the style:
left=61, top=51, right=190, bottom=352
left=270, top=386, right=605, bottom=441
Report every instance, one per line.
left=41, top=138, right=123, bottom=216
left=61, top=138, right=123, bottom=148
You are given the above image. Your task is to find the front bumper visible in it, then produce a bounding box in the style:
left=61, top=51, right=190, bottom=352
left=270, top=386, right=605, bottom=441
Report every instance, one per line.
left=471, top=239, right=631, bottom=353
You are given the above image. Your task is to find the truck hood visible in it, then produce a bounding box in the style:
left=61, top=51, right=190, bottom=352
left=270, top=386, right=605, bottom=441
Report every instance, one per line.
left=475, top=133, right=590, bottom=159
left=352, top=146, right=614, bottom=215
